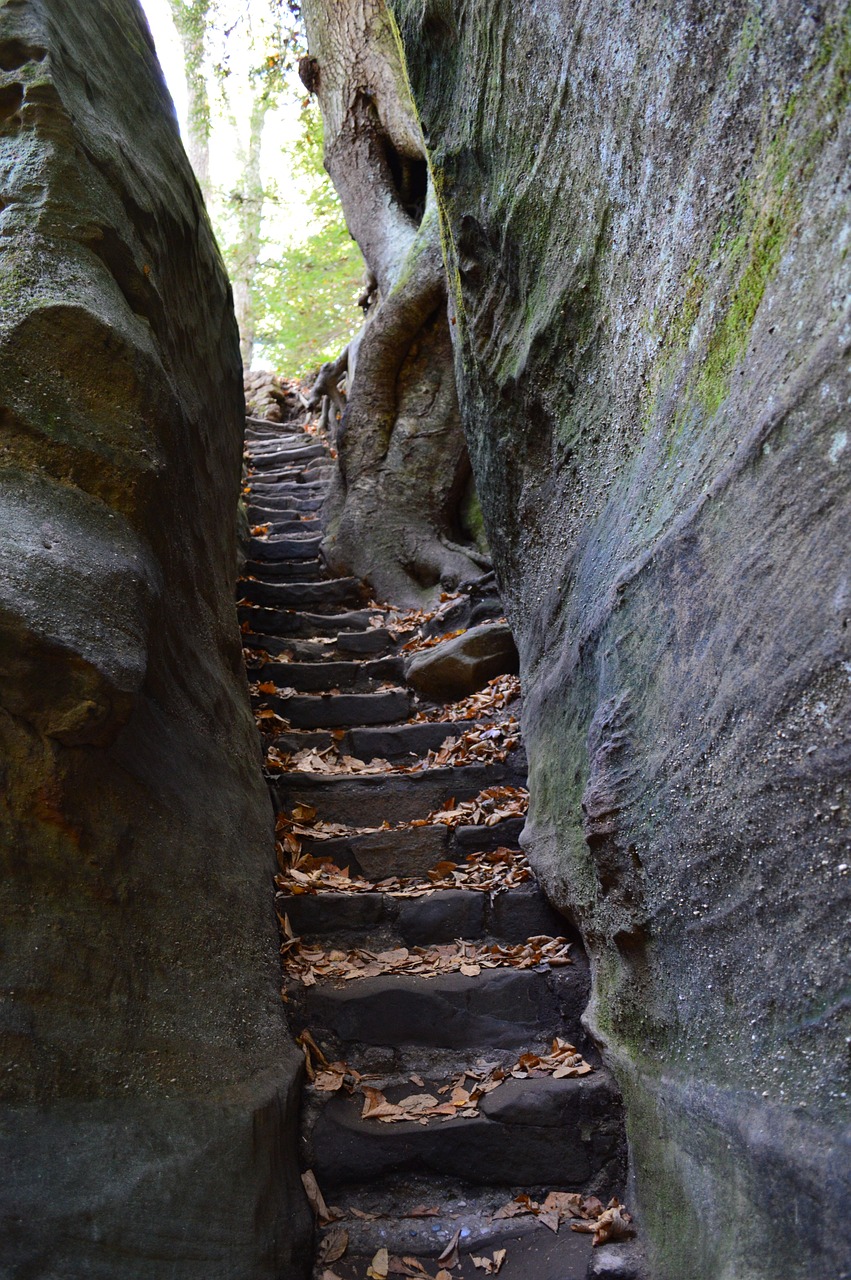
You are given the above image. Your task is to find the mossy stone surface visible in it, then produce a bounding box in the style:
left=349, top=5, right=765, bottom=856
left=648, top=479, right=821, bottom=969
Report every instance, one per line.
left=392, top=1, right=851, bottom=1276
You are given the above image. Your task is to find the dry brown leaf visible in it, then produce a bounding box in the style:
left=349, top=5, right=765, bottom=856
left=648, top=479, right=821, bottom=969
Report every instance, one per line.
left=405, top=1206, right=440, bottom=1218
left=367, top=1247, right=390, bottom=1280
left=314, top=1069, right=346, bottom=1092
left=437, top=1227, right=461, bottom=1268
left=592, top=1202, right=635, bottom=1247
left=435, top=1272, right=453, bottom=1280
left=317, top=1227, right=348, bottom=1263
left=300, top=1169, right=330, bottom=1221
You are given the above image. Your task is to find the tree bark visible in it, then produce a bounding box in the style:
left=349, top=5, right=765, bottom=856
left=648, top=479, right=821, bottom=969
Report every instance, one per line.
left=229, top=92, right=271, bottom=368
left=167, top=0, right=211, bottom=201
left=300, top=0, right=488, bottom=606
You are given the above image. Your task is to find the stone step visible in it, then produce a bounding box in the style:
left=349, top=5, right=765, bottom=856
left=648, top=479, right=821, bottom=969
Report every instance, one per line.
left=336, top=628, right=393, bottom=656
left=279, top=885, right=565, bottom=948
left=273, top=760, right=526, bottom=827
left=258, top=656, right=404, bottom=693
left=249, top=535, right=324, bottom=561
left=249, top=443, right=327, bottom=467
left=265, top=688, right=412, bottom=729
left=298, top=817, right=525, bottom=880
left=248, top=518, right=322, bottom=536
left=239, top=578, right=364, bottom=609
left=249, top=478, right=328, bottom=495
left=271, top=720, right=466, bottom=762
left=307, top=1179, right=599, bottom=1273
left=239, top=606, right=381, bottom=638
left=243, top=559, right=323, bottom=583
left=248, top=499, right=320, bottom=518
left=306, top=1072, right=624, bottom=1193
left=286, top=967, right=587, bottom=1051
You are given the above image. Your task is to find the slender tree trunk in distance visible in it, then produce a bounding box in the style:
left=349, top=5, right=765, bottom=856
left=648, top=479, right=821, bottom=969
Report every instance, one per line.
left=300, top=0, right=489, bottom=607
left=167, top=0, right=212, bottom=201
left=230, top=93, right=271, bottom=368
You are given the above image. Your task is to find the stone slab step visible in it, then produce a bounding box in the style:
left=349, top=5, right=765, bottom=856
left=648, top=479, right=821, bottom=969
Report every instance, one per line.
left=336, top=628, right=393, bottom=656
left=240, top=578, right=364, bottom=609
left=238, top=606, right=381, bottom=638
left=266, top=688, right=412, bottom=729
left=287, top=968, right=586, bottom=1050
left=249, top=443, right=327, bottom=466
left=244, top=559, right=323, bottom=583
left=271, top=720, right=465, bottom=762
left=298, top=817, right=525, bottom=879
left=258, top=656, right=404, bottom=693
left=307, top=1073, right=624, bottom=1192
left=248, top=498, right=320, bottom=516
left=249, top=534, right=324, bottom=560
left=274, top=760, right=526, bottom=827
left=249, top=479, right=328, bottom=495
left=278, top=885, right=566, bottom=948
left=308, top=1186, right=599, bottom=1276
left=247, top=518, right=322, bottom=536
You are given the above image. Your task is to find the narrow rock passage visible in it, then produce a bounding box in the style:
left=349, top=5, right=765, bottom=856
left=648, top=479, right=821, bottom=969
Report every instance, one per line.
left=238, top=415, right=636, bottom=1280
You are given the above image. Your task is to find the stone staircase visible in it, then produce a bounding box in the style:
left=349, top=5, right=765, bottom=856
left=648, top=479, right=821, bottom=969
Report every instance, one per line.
left=238, top=417, right=640, bottom=1280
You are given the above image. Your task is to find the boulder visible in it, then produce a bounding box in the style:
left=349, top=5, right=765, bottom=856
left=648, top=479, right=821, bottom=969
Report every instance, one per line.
left=0, top=1, right=309, bottom=1275
left=393, top=2, right=851, bottom=1277
left=405, top=621, right=519, bottom=699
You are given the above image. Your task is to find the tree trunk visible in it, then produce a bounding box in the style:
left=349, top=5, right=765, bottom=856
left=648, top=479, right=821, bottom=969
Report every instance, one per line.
left=300, top=0, right=488, bottom=607
left=167, top=0, right=211, bottom=201
left=230, top=94, right=270, bottom=369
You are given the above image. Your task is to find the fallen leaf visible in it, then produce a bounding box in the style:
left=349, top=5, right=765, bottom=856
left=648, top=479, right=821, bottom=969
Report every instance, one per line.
left=437, top=1227, right=461, bottom=1268
left=291, top=803, right=317, bottom=823
left=300, top=1169, right=330, bottom=1221
left=367, top=1247, right=389, bottom=1280
left=436, top=1272, right=453, bottom=1280
left=317, top=1227, right=348, bottom=1263
left=406, top=1205, right=440, bottom=1218
left=314, top=1069, right=347, bottom=1092
left=592, top=1202, right=635, bottom=1247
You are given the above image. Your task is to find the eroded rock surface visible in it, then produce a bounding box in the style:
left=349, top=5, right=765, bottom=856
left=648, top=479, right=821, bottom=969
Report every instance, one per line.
left=0, top=1, right=308, bottom=1274
left=405, top=621, right=519, bottom=700
left=391, top=3, right=851, bottom=1277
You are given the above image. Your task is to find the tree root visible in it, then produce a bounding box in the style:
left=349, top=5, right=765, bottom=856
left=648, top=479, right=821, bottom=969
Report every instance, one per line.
left=307, top=346, right=349, bottom=438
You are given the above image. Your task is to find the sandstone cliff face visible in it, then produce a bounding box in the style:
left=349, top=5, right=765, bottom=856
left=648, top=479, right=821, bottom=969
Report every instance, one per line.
left=392, top=2, right=851, bottom=1276
left=0, top=1, right=308, bottom=1274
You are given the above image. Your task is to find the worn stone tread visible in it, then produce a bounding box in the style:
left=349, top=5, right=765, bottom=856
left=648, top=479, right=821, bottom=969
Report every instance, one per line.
left=266, top=688, right=412, bottom=729
left=274, top=758, right=526, bottom=826
left=278, top=885, right=564, bottom=949
left=258, top=656, right=404, bottom=693
left=244, top=559, right=323, bottom=583
left=239, top=606, right=381, bottom=638
left=288, top=968, right=586, bottom=1050
left=240, top=577, right=364, bottom=609
left=308, top=1072, right=624, bottom=1190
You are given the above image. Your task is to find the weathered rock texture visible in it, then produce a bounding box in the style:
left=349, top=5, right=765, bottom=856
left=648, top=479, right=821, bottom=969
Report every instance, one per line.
left=0, top=1, right=309, bottom=1275
left=391, top=2, right=851, bottom=1277
left=405, top=621, right=519, bottom=700
left=301, top=0, right=490, bottom=606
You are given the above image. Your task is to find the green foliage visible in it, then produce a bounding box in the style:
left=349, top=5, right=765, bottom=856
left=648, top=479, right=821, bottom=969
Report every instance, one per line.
left=253, top=99, right=364, bottom=377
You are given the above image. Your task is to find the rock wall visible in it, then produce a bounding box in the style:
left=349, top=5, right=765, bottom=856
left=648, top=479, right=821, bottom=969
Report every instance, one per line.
left=391, top=2, right=851, bottom=1276
left=0, top=1, right=309, bottom=1274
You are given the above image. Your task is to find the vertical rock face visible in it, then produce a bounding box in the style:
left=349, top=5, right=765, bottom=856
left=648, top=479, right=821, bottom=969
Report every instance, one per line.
left=0, top=1, right=309, bottom=1275
left=392, top=2, right=851, bottom=1277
